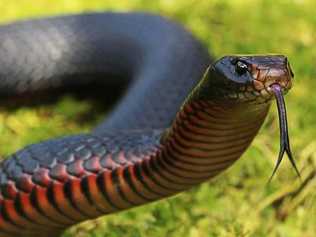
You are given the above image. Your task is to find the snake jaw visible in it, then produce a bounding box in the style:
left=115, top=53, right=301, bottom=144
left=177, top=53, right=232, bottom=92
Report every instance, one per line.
left=268, top=83, right=301, bottom=181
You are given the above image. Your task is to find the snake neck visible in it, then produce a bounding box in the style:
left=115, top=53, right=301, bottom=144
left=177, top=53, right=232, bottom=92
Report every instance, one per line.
left=155, top=100, right=270, bottom=189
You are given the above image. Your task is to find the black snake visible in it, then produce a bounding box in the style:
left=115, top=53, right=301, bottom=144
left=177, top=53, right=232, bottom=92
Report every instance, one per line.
left=0, top=12, right=298, bottom=237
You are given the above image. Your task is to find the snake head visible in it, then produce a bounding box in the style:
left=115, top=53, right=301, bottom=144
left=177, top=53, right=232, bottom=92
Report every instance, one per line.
left=192, top=55, right=299, bottom=180
left=203, top=55, right=294, bottom=104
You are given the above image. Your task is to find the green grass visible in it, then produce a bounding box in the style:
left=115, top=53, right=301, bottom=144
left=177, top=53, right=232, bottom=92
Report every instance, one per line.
left=0, top=0, right=315, bottom=236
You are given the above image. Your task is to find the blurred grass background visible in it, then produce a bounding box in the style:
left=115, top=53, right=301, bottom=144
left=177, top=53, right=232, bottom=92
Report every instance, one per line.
left=0, top=0, right=315, bottom=236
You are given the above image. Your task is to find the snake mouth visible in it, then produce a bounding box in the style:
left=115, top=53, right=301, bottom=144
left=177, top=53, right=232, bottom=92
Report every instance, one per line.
left=248, top=60, right=293, bottom=104
left=222, top=82, right=290, bottom=105
left=250, top=56, right=294, bottom=102
left=230, top=81, right=288, bottom=104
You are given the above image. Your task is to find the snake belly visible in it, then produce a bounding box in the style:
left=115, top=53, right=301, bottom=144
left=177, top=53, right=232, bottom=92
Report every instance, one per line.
left=0, top=12, right=272, bottom=237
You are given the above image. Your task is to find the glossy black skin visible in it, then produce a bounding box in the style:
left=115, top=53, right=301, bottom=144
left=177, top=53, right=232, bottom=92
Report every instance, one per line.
left=0, top=11, right=294, bottom=196
left=0, top=12, right=211, bottom=131
left=0, top=12, right=296, bottom=237
left=0, top=13, right=212, bottom=236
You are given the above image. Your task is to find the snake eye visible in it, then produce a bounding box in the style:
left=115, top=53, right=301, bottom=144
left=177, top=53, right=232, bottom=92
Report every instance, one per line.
left=235, top=61, right=248, bottom=75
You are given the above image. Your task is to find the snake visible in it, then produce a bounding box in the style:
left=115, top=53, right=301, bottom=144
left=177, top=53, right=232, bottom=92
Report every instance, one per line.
left=0, top=12, right=299, bottom=237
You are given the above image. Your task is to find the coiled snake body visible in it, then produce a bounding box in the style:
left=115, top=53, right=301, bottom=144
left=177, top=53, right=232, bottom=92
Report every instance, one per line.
left=0, top=12, right=296, bottom=237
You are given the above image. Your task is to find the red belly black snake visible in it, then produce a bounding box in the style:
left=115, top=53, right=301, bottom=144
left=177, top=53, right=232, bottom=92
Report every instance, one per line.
left=0, top=12, right=299, bottom=237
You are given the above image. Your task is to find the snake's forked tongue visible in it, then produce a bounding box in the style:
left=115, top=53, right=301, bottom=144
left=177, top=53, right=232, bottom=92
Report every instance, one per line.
left=269, top=84, right=300, bottom=182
